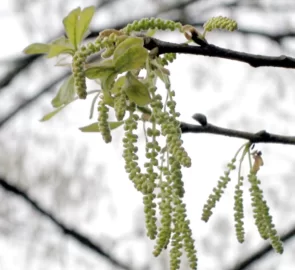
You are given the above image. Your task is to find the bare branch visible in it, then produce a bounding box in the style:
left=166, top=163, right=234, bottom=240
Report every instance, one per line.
left=181, top=116, right=295, bottom=145
left=0, top=176, right=133, bottom=270
left=144, top=37, right=295, bottom=69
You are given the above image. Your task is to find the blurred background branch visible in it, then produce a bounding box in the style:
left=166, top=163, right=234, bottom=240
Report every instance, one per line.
left=0, top=176, right=133, bottom=270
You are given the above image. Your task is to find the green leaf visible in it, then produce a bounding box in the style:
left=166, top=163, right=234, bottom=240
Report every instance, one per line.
left=101, top=72, right=117, bottom=92
left=113, top=37, right=143, bottom=58
left=123, top=72, right=152, bottom=106
left=109, top=121, right=124, bottom=130
left=47, top=37, right=75, bottom=58
left=79, top=122, right=99, bottom=132
left=113, top=37, right=148, bottom=73
left=79, top=121, right=124, bottom=132
left=63, top=7, right=81, bottom=49
left=85, top=59, right=117, bottom=106
left=47, top=45, right=74, bottom=58
left=51, top=75, right=75, bottom=108
left=76, top=6, right=95, bottom=46
left=111, top=76, right=126, bottom=94
left=40, top=106, right=65, bottom=122
left=85, top=59, right=116, bottom=79
left=23, top=43, right=50, bottom=55
left=99, top=71, right=118, bottom=107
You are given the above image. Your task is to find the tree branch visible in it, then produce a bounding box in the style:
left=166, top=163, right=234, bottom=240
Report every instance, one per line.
left=230, top=225, right=295, bottom=270
left=0, top=72, right=69, bottom=128
left=180, top=114, right=295, bottom=145
left=0, top=176, right=133, bottom=270
left=144, top=37, right=295, bottom=69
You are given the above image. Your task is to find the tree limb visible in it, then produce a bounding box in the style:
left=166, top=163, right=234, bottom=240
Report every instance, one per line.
left=230, top=225, right=295, bottom=270
left=181, top=115, right=295, bottom=145
left=0, top=176, right=133, bottom=270
left=144, top=37, right=295, bottom=69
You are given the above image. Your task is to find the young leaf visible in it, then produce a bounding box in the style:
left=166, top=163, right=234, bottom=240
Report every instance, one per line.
left=115, top=45, right=148, bottom=73
left=113, top=37, right=143, bottom=58
left=51, top=75, right=75, bottom=108
left=23, top=43, right=50, bottom=55
left=76, top=6, right=95, bottom=46
left=47, top=37, right=75, bottom=58
left=40, top=106, right=65, bottom=122
left=85, top=59, right=116, bottom=79
left=123, top=72, right=152, bottom=106
left=79, top=121, right=124, bottom=132
left=79, top=122, right=100, bottom=132
left=101, top=72, right=117, bottom=98
left=111, top=76, right=126, bottom=94
left=113, top=37, right=148, bottom=73
left=63, top=7, right=81, bottom=49
left=47, top=45, right=74, bottom=58
left=109, top=121, right=124, bottom=130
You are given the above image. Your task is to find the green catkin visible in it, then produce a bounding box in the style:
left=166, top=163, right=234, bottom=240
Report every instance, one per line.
left=159, top=53, right=177, bottom=66
left=97, top=99, right=112, bottom=143
left=248, top=170, right=283, bottom=253
left=170, top=156, right=197, bottom=269
left=161, top=90, right=191, bottom=168
left=122, top=111, right=143, bottom=192
left=234, top=176, right=245, bottom=243
left=122, top=18, right=183, bottom=34
left=143, top=193, right=158, bottom=240
left=202, top=158, right=236, bottom=222
left=72, top=42, right=102, bottom=99
left=203, top=16, right=238, bottom=33
left=153, top=186, right=172, bottom=256
left=114, top=91, right=127, bottom=121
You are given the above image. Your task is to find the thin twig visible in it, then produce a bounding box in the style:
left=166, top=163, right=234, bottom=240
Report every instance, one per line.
left=180, top=120, right=295, bottom=145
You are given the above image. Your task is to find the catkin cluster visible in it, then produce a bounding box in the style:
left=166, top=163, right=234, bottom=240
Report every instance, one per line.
left=248, top=170, right=283, bottom=253
left=201, top=144, right=283, bottom=254
left=120, top=81, right=197, bottom=269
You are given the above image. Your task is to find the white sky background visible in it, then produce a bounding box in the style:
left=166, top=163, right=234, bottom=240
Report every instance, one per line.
left=1, top=0, right=295, bottom=270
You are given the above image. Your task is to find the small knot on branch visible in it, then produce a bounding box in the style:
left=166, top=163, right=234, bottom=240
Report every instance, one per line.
left=192, top=113, right=207, bottom=126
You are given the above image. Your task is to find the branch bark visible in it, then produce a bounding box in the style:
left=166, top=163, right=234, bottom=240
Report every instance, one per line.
left=144, top=37, right=295, bottom=69
left=181, top=116, right=295, bottom=145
